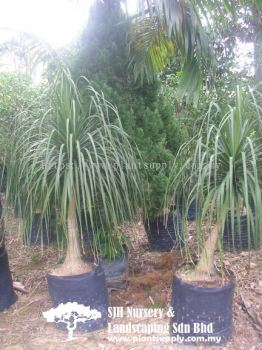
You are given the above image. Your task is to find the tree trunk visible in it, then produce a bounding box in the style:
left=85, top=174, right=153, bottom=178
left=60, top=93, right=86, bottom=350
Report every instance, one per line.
left=184, top=223, right=221, bottom=282
left=196, top=223, right=220, bottom=276
left=63, top=194, right=82, bottom=269
left=51, top=193, right=93, bottom=276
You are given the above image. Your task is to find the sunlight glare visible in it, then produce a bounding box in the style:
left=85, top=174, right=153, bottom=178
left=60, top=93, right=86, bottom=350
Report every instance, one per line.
left=0, top=0, right=92, bottom=47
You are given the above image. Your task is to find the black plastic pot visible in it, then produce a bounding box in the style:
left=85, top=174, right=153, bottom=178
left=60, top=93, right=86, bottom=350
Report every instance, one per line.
left=170, top=275, right=234, bottom=345
left=186, top=200, right=198, bottom=221
left=0, top=246, right=17, bottom=311
left=177, top=199, right=198, bottom=221
left=223, top=215, right=260, bottom=251
left=23, top=213, right=55, bottom=246
left=100, top=253, right=128, bottom=290
left=144, top=212, right=183, bottom=252
left=78, top=209, right=105, bottom=246
left=47, top=266, right=109, bottom=332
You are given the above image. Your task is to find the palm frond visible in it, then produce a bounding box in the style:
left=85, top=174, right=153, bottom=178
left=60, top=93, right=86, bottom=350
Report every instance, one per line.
left=130, top=0, right=212, bottom=104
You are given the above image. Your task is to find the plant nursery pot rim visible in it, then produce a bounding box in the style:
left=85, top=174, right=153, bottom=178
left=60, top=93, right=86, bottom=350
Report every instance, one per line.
left=47, top=266, right=99, bottom=280
left=173, top=273, right=235, bottom=293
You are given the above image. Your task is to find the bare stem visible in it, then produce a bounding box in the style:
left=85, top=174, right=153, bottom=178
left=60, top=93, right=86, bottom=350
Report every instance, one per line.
left=196, top=223, right=220, bottom=276
left=63, top=193, right=82, bottom=268
left=182, top=222, right=221, bottom=282
left=51, top=191, right=93, bottom=276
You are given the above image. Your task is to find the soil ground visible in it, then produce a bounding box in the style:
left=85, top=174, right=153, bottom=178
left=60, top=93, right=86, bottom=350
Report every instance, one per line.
left=0, top=216, right=262, bottom=350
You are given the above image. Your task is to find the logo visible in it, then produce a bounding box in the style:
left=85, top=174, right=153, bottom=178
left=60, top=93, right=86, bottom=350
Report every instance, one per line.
left=43, top=302, right=102, bottom=341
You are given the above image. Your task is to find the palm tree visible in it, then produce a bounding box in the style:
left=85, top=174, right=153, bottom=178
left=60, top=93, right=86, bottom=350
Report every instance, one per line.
left=129, top=0, right=262, bottom=102
left=165, top=87, right=262, bottom=280
left=165, top=85, right=262, bottom=344
left=5, top=69, right=143, bottom=276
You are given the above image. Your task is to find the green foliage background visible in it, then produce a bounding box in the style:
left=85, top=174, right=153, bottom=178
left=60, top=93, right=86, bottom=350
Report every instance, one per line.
left=72, top=2, right=188, bottom=218
left=0, top=72, right=48, bottom=192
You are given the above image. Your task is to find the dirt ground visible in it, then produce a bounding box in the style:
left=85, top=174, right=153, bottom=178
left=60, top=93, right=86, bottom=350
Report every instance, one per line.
left=0, top=216, right=262, bottom=350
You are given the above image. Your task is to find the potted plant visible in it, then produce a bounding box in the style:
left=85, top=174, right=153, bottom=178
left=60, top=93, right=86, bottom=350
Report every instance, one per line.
left=5, top=70, right=142, bottom=332
left=165, top=87, right=262, bottom=345
left=144, top=172, right=184, bottom=252
left=0, top=193, right=16, bottom=311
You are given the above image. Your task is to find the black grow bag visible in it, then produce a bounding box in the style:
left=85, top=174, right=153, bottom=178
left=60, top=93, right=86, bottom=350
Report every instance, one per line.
left=0, top=246, right=16, bottom=311
left=78, top=209, right=105, bottom=246
left=47, top=266, right=109, bottom=332
left=223, top=215, right=260, bottom=251
left=84, top=254, right=129, bottom=290
left=145, top=212, right=183, bottom=252
left=170, top=275, right=234, bottom=345
left=23, top=213, right=55, bottom=246
left=177, top=200, right=198, bottom=221
left=100, top=254, right=128, bottom=290
left=186, top=200, right=198, bottom=221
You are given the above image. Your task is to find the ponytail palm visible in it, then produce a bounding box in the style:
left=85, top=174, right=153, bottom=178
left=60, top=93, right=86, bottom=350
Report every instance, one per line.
left=166, top=87, right=262, bottom=280
left=6, top=71, right=143, bottom=275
